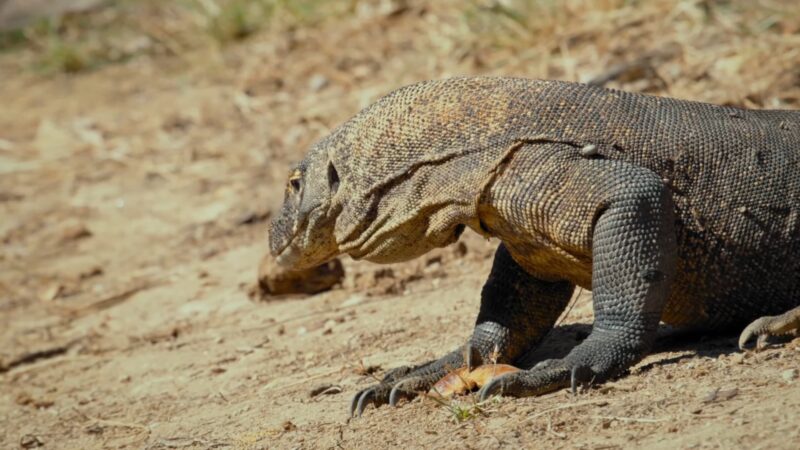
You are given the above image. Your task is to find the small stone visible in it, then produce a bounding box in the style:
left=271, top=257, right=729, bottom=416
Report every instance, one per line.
left=59, top=222, right=92, bottom=242
left=39, top=283, right=64, bottom=302
left=340, top=295, right=365, bottom=308
left=782, top=369, right=797, bottom=382
left=20, top=434, right=45, bottom=449
left=85, top=423, right=104, bottom=434
left=78, top=266, right=104, bottom=280
left=15, top=392, right=53, bottom=409
left=308, top=74, right=330, bottom=92
left=730, top=353, right=745, bottom=365
left=15, top=392, right=34, bottom=406
left=718, top=388, right=738, bottom=401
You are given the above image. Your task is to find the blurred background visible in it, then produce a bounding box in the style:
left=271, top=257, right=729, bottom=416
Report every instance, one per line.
left=2, top=1, right=800, bottom=449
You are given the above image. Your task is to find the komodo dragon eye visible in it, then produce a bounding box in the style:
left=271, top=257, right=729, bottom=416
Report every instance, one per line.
left=327, top=161, right=340, bottom=195
left=288, top=170, right=302, bottom=193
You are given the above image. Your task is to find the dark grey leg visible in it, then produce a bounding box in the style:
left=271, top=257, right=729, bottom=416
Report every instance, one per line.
left=480, top=168, right=677, bottom=400
left=350, top=244, right=574, bottom=416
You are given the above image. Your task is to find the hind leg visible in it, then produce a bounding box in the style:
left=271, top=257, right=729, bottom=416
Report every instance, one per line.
left=739, top=306, right=800, bottom=350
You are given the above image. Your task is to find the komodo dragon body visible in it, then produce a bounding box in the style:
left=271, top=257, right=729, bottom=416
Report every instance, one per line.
left=269, top=77, right=800, bottom=416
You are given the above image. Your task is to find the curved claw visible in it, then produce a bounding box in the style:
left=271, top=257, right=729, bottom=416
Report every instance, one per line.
left=738, top=319, right=774, bottom=351
left=354, top=388, right=376, bottom=417
left=478, top=373, right=510, bottom=402
left=570, top=366, right=593, bottom=395
left=389, top=379, right=417, bottom=407
left=464, top=342, right=475, bottom=371
left=349, top=391, right=361, bottom=417
left=738, top=318, right=763, bottom=350
left=570, top=367, right=578, bottom=395
left=739, top=318, right=774, bottom=351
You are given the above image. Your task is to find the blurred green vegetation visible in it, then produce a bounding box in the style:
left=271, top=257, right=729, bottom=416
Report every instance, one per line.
left=1, top=0, right=798, bottom=74
left=0, top=0, right=354, bottom=73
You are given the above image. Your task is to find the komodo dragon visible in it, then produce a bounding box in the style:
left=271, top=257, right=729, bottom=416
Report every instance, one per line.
left=269, top=77, right=800, bottom=417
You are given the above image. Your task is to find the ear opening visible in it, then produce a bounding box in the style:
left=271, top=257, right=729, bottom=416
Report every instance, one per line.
left=327, top=161, right=340, bottom=195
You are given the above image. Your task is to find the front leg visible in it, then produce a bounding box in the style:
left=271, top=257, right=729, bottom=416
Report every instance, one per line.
left=480, top=163, right=677, bottom=400
left=351, top=244, right=573, bottom=416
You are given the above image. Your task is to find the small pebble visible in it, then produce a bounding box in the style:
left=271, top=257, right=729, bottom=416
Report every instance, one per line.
left=782, top=368, right=797, bottom=382
left=580, top=144, right=598, bottom=157
left=308, top=74, right=330, bottom=92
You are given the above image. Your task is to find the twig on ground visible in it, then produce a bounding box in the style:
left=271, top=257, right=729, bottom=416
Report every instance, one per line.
left=526, top=399, right=610, bottom=423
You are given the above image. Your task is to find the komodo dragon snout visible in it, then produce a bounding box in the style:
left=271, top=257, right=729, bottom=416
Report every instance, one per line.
left=269, top=141, right=342, bottom=270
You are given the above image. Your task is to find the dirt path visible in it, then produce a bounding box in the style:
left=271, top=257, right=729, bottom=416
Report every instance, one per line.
left=1, top=1, right=799, bottom=449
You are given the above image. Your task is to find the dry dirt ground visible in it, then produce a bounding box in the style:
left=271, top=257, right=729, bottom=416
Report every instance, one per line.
left=2, top=1, right=800, bottom=449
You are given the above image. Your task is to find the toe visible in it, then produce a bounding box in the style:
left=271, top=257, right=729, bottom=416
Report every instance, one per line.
left=570, top=366, right=594, bottom=394
left=355, top=388, right=376, bottom=417
left=738, top=317, right=766, bottom=350
left=389, top=379, right=419, bottom=406
left=477, top=372, right=513, bottom=402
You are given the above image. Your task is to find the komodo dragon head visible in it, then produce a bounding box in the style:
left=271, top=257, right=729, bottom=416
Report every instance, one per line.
left=269, top=77, right=531, bottom=270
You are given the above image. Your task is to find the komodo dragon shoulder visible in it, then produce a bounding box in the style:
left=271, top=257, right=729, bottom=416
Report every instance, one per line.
left=269, top=77, right=800, bottom=416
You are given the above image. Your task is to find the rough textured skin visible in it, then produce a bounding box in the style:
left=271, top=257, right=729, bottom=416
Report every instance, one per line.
left=268, top=77, right=800, bottom=416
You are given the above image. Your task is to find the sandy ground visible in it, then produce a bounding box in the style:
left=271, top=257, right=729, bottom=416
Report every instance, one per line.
left=1, top=1, right=800, bottom=449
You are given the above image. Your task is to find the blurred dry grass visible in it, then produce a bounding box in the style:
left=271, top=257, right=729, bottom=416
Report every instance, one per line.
left=0, top=0, right=354, bottom=72
left=1, top=0, right=798, bottom=107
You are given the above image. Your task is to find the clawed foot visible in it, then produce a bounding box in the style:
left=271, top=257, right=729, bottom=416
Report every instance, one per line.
left=478, top=358, right=597, bottom=401
left=348, top=365, right=420, bottom=417
left=739, top=306, right=800, bottom=350
left=350, top=363, right=520, bottom=417
left=350, top=344, right=485, bottom=417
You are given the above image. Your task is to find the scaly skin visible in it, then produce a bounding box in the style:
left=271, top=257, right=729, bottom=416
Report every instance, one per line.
left=268, top=77, right=800, bottom=416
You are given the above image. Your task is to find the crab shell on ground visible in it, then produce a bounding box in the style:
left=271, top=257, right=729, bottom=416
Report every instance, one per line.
left=428, top=364, right=521, bottom=398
